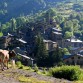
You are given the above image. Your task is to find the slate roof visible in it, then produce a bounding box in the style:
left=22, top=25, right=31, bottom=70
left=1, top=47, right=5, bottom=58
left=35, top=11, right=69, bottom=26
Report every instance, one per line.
left=52, top=28, right=62, bottom=32
left=16, top=39, right=27, bottom=44
left=17, top=53, right=34, bottom=60
left=53, top=32, right=62, bottom=35
left=67, top=38, right=82, bottom=43
left=63, top=54, right=83, bottom=60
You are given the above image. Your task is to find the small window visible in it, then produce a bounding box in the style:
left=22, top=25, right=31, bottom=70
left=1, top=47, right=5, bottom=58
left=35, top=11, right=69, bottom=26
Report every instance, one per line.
left=72, top=60, right=75, bottom=65
left=78, top=57, right=80, bottom=59
left=77, top=60, right=80, bottom=65
left=71, top=57, right=74, bottom=59
left=65, top=40, right=68, bottom=42
left=67, top=60, right=69, bottom=64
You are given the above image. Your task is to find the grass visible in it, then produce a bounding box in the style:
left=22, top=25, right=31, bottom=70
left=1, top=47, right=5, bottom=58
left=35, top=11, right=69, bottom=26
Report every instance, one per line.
left=11, top=62, right=83, bottom=82
left=74, top=81, right=83, bottom=83
left=37, top=70, right=50, bottom=76
left=18, top=75, right=50, bottom=83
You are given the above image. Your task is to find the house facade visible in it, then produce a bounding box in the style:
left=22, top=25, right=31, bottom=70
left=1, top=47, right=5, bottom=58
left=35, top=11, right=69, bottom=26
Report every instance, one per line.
left=43, top=39, right=57, bottom=51
left=51, top=28, right=62, bottom=47
left=14, top=47, right=34, bottom=66
left=63, top=53, right=83, bottom=66
left=45, top=27, right=62, bottom=47
left=63, top=37, right=83, bottom=48
left=70, top=47, right=83, bottom=54
left=0, top=35, right=11, bottom=49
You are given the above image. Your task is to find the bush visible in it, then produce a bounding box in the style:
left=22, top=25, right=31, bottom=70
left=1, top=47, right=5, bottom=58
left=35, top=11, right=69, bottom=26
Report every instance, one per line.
left=42, top=68, right=47, bottom=74
left=49, top=66, right=82, bottom=81
left=34, top=64, right=39, bottom=72
left=16, top=61, right=22, bottom=68
left=57, top=62, right=65, bottom=66
left=19, top=65, right=24, bottom=69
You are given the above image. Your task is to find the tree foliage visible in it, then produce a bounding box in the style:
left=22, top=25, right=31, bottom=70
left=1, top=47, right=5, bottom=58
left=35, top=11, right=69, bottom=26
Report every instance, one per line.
left=34, top=34, right=48, bottom=66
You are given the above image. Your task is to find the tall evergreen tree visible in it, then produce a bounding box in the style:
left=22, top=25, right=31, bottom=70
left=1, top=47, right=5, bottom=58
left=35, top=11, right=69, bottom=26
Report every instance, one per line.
left=49, top=45, right=63, bottom=66
left=10, top=18, right=16, bottom=32
left=34, top=34, right=48, bottom=66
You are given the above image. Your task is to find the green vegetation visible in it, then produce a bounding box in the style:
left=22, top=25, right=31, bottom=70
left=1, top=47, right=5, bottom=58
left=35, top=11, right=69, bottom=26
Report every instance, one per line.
left=49, top=66, right=83, bottom=81
left=34, top=34, right=49, bottom=66
left=18, top=75, right=50, bottom=83
left=0, top=0, right=82, bottom=40
left=0, top=32, right=3, bottom=37
left=0, top=0, right=83, bottom=82
left=34, top=64, right=39, bottom=72
left=63, top=48, right=70, bottom=55
left=16, top=61, right=23, bottom=68
left=48, top=46, right=63, bottom=66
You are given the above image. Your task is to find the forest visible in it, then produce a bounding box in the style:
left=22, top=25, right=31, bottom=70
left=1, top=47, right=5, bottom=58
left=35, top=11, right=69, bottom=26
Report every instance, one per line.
left=0, top=0, right=83, bottom=40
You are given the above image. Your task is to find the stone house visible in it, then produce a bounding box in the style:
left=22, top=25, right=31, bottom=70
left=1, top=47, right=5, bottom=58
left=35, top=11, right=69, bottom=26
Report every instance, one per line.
left=63, top=52, right=83, bottom=66
left=51, top=28, right=62, bottom=46
left=63, top=37, right=83, bottom=48
left=45, top=27, right=62, bottom=47
left=0, top=35, right=11, bottom=49
left=17, top=53, right=34, bottom=66
left=43, top=39, right=57, bottom=51
left=14, top=47, right=34, bottom=66
left=0, top=33, right=27, bottom=50
left=70, top=47, right=83, bottom=54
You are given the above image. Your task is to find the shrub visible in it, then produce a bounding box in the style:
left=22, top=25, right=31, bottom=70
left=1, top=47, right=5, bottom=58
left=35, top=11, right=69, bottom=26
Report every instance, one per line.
left=49, top=66, right=82, bottom=81
left=42, top=68, right=47, bottom=74
left=15, top=55, right=22, bottom=60
left=57, top=62, right=65, bottom=66
left=34, top=64, right=39, bottom=72
left=16, top=61, right=22, bottom=68
left=19, top=65, right=24, bottom=69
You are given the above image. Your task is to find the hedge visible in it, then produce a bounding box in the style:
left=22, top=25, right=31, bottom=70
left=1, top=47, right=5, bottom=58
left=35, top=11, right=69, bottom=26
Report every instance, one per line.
left=49, top=66, right=82, bottom=81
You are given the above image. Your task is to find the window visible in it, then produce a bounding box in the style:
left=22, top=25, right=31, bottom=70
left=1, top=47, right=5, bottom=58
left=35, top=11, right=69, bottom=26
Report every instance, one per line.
left=74, top=43, right=77, bottom=47
left=72, top=60, right=75, bottom=65
left=71, top=57, right=74, bottom=59
left=77, top=60, right=80, bottom=65
left=78, top=57, right=80, bottom=59
left=66, top=60, right=69, bottom=64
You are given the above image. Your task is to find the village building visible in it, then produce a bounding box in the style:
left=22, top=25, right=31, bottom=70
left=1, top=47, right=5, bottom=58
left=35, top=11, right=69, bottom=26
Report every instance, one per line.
left=43, top=39, right=57, bottom=51
left=61, top=36, right=83, bottom=57
left=63, top=52, right=83, bottom=66
left=45, top=27, right=62, bottom=47
left=14, top=47, right=34, bottom=66
left=70, top=47, right=83, bottom=54
left=0, top=35, right=11, bottom=49
left=63, top=48, right=83, bottom=66
left=51, top=28, right=62, bottom=46
left=63, top=37, right=83, bottom=50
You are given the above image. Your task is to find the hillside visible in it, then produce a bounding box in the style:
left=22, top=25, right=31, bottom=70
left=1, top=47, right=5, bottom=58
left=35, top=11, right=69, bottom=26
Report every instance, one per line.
left=0, top=68, right=72, bottom=83
left=1, top=0, right=82, bottom=23
left=0, top=0, right=46, bottom=23
left=0, top=0, right=83, bottom=45
left=0, top=1, right=83, bottom=82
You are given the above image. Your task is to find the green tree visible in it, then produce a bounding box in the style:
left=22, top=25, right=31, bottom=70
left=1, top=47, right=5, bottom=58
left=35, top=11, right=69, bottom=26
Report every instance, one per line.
left=10, top=18, right=16, bottom=32
left=55, top=15, right=64, bottom=24
left=63, top=48, right=70, bottom=55
left=64, top=31, right=73, bottom=39
left=62, top=20, right=73, bottom=36
left=16, top=16, right=26, bottom=27
left=49, top=46, right=63, bottom=66
left=44, top=8, right=56, bottom=24
left=34, top=34, right=48, bottom=66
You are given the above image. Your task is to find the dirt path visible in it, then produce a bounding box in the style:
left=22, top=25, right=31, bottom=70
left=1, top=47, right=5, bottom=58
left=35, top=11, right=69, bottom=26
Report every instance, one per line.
left=0, top=69, right=73, bottom=83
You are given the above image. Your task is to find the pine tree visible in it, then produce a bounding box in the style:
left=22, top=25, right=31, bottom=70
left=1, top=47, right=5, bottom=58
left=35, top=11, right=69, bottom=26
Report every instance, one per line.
left=49, top=45, right=63, bottom=66
left=10, top=18, right=16, bottom=32
left=34, top=33, right=48, bottom=66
